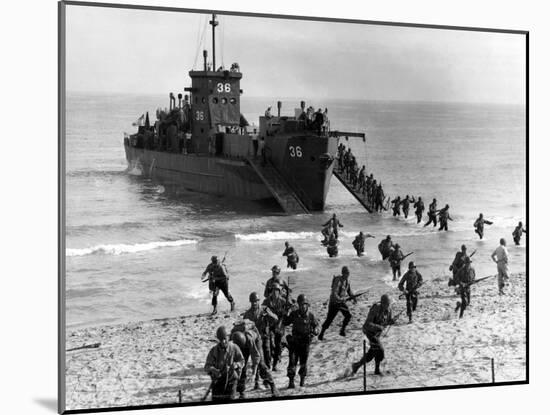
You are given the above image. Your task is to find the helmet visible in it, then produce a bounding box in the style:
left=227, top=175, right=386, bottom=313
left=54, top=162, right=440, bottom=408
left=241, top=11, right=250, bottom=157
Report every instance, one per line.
left=394, top=243, right=400, bottom=249
left=461, top=244, right=467, bottom=251
left=386, top=235, right=391, bottom=240
left=211, top=255, right=218, bottom=263
left=231, top=331, right=247, bottom=349
left=271, top=265, right=281, bottom=274
left=249, top=292, right=260, bottom=303
left=341, top=266, right=350, bottom=276
left=408, top=261, right=416, bottom=269
left=216, top=326, right=228, bottom=340
left=464, top=256, right=471, bottom=264
left=285, top=241, right=289, bottom=246
left=272, top=283, right=282, bottom=292
left=297, top=294, right=309, bottom=305
left=381, top=294, right=390, bottom=305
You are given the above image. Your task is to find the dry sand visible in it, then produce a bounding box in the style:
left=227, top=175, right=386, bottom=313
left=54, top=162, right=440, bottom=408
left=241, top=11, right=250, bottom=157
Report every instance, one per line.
left=65, top=272, right=526, bottom=411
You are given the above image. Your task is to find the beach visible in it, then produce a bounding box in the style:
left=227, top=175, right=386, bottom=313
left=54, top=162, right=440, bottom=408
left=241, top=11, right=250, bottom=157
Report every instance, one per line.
left=65, top=271, right=526, bottom=411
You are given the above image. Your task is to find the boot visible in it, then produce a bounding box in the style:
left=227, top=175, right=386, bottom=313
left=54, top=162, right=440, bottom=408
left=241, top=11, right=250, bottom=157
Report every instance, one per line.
left=454, top=301, right=461, bottom=313
left=408, top=314, right=412, bottom=323
left=374, top=362, right=382, bottom=375
left=270, top=383, right=280, bottom=397
left=318, top=328, right=326, bottom=341
left=351, top=362, right=360, bottom=374
left=254, top=381, right=261, bottom=390
left=287, top=378, right=295, bottom=389
left=339, top=327, right=346, bottom=337
left=239, top=392, right=246, bottom=399
left=299, top=376, right=305, bottom=387
left=230, top=301, right=235, bottom=312
left=211, top=306, right=217, bottom=315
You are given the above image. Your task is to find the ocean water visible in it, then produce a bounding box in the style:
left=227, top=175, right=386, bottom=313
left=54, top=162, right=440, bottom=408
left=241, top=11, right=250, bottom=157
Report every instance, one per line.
left=65, top=93, right=526, bottom=329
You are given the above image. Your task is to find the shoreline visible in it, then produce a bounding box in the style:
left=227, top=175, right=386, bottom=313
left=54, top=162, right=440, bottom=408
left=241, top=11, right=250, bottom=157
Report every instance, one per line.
left=65, top=272, right=526, bottom=411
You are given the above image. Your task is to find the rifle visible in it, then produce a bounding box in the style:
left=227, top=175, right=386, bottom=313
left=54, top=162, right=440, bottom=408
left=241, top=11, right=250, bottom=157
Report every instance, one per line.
left=402, top=251, right=414, bottom=261
left=201, top=251, right=229, bottom=283
left=201, top=381, right=214, bottom=401
left=382, top=308, right=406, bottom=337
left=469, top=249, right=477, bottom=258
left=464, top=274, right=497, bottom=288
left=344, top=287, right=372, bottom=302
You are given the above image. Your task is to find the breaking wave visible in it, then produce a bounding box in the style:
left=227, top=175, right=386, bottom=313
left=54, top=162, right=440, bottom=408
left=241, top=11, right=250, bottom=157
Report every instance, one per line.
left=67, top=239, right=198, bottom=257
left=235, top=231, right=316, bottom=241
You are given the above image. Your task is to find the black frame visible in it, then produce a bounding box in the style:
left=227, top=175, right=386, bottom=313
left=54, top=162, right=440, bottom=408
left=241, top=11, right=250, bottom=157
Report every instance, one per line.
left=58, top=1, right=529, bottom=413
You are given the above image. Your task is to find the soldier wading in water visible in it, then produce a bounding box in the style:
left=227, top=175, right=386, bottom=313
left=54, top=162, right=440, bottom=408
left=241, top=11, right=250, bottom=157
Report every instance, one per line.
left=202, top=256, right=235, bottom=315
left=351, top=294, right=395, bottom=375
left=398, top=261, right=423, bottom=323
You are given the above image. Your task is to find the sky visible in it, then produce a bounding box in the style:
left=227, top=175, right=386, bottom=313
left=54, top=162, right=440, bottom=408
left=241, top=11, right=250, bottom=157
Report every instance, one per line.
left=65, top=5, right=526, bottom=104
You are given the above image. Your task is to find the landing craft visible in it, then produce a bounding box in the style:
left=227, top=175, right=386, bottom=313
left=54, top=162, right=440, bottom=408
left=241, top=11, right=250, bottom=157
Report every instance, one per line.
left=124, top=14, right=364, bottom=214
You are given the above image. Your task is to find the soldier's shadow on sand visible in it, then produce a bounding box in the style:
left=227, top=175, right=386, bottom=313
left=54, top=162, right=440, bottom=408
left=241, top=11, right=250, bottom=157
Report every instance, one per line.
left=34, top=398, right=57, bottom=412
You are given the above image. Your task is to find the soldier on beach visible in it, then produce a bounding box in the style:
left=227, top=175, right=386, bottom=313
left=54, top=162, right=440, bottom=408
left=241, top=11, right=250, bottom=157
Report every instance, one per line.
left=202, top=256, right=235, bottom=315
left=491, top=238, right=510, bottom=295
left=264, top=265, right=290, bottom=299
left=449, top=245, right=468, bottom=286
left=230, top=320, right=279, bottom=398
left=318, top=266, right=356, bottom=340
left=352, top=231, right=375, bottom=257
left=414, top=197, right=425, bottom=224
left=262, top=283, right=290, bottom=371
left=474, top=213, right=493, bottom=239
left=378, top=235, right=394, bottom=260
left=424, top=198, right=438, bottom=227
left=282, top=241, right=299, bottom=270
left=351, top=294, right=395, bottom=376
left=455, top=256, right=475, bottom=318
left=438, top=204, right=452, bottom=231
left=283, top=294, right=319, bottom=388
left=512, top=222, right=527, bottom=245
left=323, top=213, right=344, bottom=240
left=204, top=326, right=244, bottom=401
left=389, top=243, right=404, bottom=281
left=398, top=261, right=423, bottom=323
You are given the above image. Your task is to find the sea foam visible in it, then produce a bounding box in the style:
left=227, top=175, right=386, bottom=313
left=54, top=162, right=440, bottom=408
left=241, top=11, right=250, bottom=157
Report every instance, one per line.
left=67, top=239, right=197, bottom=257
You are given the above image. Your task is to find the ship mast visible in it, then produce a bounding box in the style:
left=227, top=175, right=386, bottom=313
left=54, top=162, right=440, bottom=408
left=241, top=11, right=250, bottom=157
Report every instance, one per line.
left=209, top=13, right=218, bottom=71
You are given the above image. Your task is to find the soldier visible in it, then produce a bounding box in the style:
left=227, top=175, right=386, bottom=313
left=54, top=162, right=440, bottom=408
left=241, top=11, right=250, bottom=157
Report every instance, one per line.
left=264, top=265, right=290, bottom=299
left=243, top=292, right=278, bottom=389
left=318, top=266, right=356, bottom=340
left=391, top=196, right=402, bottom=217
left=375, top=183, right=386, bottom=212
left=351, top=294, right=395, bottom=375
left=402, top=195, right=412, bottom=219
left=449, top=245, right=468, bottom=286
left=327, top=233, right=339, bottom=257
left=204, top=326, right=244, bottom=401
left=282, top=241, right=299, bottom=270
left=262, top=283, right=290, bottom=370
left=473, top=213, right=493, bottom=239
left=321, top=224, right=333, bottom=246
left=357, top=166, right=366, bottom=191
left=352, top=231, right=374, bottom=257
left=389, top=243, right=404, bottom=281
left=438, top=204, right=452, bottom=231
left=283, top=294, right=319, bottom=388
left=323, top=213, right=344, bottom=239
left=202, top=256, right=235, bottom=315
left=378, top=235, right=394, bottom=260
left=414, top=196, right=425, bottom=224
left=454, top=256, right=476, bottom=318
left=491, top=238, right=510, bottom=295
left=230, top=321, right=279, bottom=398
left=512, top=221, right=527, bottom=245
left=398, top=261, right=423, bottom=323
left=424, top=198, right=438, bottom=227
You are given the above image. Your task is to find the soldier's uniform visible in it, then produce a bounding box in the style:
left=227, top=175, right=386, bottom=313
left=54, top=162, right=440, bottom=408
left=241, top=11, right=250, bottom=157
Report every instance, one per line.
left=264, top=273, right=290, bottom=299
left=204, top=328, right=244, bottom=401
left=282, top=244, right=299, bottom=270
left=438, top=207, right=452, bottom=231
left=414, top=199, right=425, bottom=223
left=398, top=262, right=423, bottom=323
left=261, top=288, right=290, bottom=370
left=378, top=237, right=394, bottom=260
left=424, top=200, right=438, bottom=227
left=352, top=233, right=365, bottom=256
left=389, top=245, right=404, bottom=281
left=319, top=267, right=354, bottom=339
left=203, top=257, right=234, bottom=314
left=283, top=295, right=318, bottom=388
left=351, top=298, right=394, bottom=375
left=455, top=260, right=476, bottom=318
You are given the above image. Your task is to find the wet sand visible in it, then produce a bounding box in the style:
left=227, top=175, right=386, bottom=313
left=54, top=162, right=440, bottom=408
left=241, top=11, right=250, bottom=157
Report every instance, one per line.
left=65, top=272, right=526, bottom=411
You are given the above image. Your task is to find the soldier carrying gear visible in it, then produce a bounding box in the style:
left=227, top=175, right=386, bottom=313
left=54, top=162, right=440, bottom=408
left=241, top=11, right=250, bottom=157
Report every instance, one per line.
left=243, top=291, right=278, bottom=389
left=283, top=293, right=319, bottom=389
left=204, top=326, right=244, bottom=401
left=512, top=221, right=527, bottom=245
left=378, top=235, right=394, bottom=260
left=424, top=198, right=438, bottom=227
left=413, top=197, right=425, bottom=224
left=473, top=213, right=493, bottom=239
left=391, top=196, right=402, bottom=217
left=230, top=320, right=279, bottom=398
left=323, top=213, right=344, bottom=240
left=282, top=241, right=299, bottom=270
left=454, top=256, right=476, bottom=318
left=389, top=243, right=404, bottom=281
left=264, top=265, right=290, bottom=299
left=351, top=294, right=395, bottom=376
left=402, top=195, right=412, bottom=219
left=202, top=255, right=235, bottom=315
left=449, top=245, right=468, bottom=286
left=438, top=204, right=453, bottom=231
left=261, top=283, right=290, bottom=371
left=398, top=261, right=423, bottom=323
left=318, top=266, right=355, bottom=340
